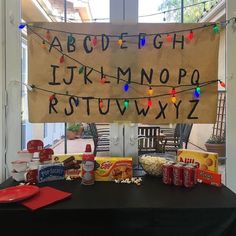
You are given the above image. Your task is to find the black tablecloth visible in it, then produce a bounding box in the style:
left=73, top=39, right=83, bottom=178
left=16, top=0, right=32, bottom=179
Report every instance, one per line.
left=1, top=176, right=236, bottom=236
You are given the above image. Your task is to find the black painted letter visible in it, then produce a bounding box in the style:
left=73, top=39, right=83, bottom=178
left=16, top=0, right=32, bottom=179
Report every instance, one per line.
left=49, top=65, right=61, bottom=85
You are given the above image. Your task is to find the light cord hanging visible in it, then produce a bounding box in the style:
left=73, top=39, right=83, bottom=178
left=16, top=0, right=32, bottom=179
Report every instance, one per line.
left=29, top=79, right=218, bottom=101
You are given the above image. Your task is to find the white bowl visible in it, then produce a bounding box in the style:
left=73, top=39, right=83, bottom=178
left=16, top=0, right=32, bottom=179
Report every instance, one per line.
left=11, top=160, right=28, bottom=172
left=17, top=151, right=33, bottom=161
left=28, top=160, right=40, bottom=170
left=12, top=171, right=26, bottom=182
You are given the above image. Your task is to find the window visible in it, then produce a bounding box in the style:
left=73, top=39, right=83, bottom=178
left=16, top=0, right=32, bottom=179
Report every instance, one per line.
left=21, top=0, right=110, bottom=154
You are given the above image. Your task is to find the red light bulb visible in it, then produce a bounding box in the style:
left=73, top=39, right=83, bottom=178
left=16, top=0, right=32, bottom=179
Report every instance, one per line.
left=45, top=30, right=51, bottom=41
left=220, top=81, right=225, bottom=88
left=148, top=98, right=153, bottom=107
left=100, top=76, right=106, bottom=84
left=60, top=55, right=64, bottom=64
left=49, top=94, right=55, bottom=101
left=170, top=88, right=176, bottom=95
left=166, top=34, right=172, bottom=42
left=92, top=36, right=97, bottom=46
left=99, top=99, right=104, bottom=108
left=187, top=30, right=194, bottom=41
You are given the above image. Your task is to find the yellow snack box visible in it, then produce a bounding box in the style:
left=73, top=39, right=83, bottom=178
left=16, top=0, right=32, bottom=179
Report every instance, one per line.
left=52, top=153, right=83, bottom=178
left=95, top=157, right=133, bottom=181
left=177, top=149, right=218, bottom=172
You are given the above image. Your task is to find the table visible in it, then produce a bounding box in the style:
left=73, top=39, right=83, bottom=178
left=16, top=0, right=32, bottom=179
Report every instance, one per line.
left=1, top=176, right=236, bottom=236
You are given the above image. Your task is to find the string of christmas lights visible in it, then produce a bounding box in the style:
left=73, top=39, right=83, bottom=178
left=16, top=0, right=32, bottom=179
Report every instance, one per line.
left=21, top=16, right=234, bottom=38
left=26, top=24, right=228, bottom=90
left=21, top=16, right=228, bottom=108
left=28, top=79, right=224, bottom=102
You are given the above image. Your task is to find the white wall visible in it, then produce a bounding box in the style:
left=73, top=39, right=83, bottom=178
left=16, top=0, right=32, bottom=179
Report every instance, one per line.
left=0, top=0, right=6, bottom=183
left=226, top=0, right=236, bottom=192
left=5, top=0, right=21, bottom=177
left=189, top=124, right=213, bottom=150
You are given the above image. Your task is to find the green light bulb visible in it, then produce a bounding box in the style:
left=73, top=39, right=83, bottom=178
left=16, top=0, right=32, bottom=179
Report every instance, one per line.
left=196, top=86, right=201, bottom=94
left=124, top=100, right=129, bottom=109
left=213, top=24, right=219, bottom=33
left=79, top=66, right=84, bottom=74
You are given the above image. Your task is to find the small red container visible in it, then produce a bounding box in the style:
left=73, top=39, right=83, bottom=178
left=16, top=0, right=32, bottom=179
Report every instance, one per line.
left=183, top=165, right=195, bottom=188
left=39, top=148, right=54, bottom=163
left=162, top=163, right=173, bottom=185
left=27, top=140, right=44, bottom=153
left=173, top=163, right=184, bottom=186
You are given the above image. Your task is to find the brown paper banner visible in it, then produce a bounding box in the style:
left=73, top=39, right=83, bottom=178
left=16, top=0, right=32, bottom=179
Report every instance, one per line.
left=28, top=23, right=219, bottom=124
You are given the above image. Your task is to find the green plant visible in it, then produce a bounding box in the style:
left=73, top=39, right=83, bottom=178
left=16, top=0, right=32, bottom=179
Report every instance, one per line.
left=206, top=135, right=225, bottom=144
left=67, top=123, right=81, bottom=132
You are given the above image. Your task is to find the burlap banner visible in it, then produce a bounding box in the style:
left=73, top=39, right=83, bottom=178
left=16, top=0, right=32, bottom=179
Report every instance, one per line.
left=28, top=23, right=219, bottom=124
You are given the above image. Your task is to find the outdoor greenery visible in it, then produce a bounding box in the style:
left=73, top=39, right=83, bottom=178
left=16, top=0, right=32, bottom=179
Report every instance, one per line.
left=158, top=0, right=219, bottom=23
left=206, top=135, right=225, bottom=144
left=67, top=123, right=82, bottom=132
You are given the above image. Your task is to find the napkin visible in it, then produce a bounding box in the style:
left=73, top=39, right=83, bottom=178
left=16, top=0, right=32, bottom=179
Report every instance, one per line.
left=21, top=186, right=71, bottom=211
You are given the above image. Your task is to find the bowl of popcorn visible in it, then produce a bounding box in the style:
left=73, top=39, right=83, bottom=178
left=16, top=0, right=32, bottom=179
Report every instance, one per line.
left=139, top=155, right=170, bottom=177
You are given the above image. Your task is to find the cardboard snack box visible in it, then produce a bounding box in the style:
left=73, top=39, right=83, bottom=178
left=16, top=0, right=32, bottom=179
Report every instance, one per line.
left=95, top=157, right=133, bottom=181
left=177, top=149, right=218, bottom=172
left=52, top=153, right=82, bottom=178
left=197, top=169, right=222, bottom=187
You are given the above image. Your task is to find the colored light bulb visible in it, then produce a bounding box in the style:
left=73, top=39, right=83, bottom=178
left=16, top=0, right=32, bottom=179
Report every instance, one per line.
left=196, top=86, right=201, bottom=94
left=18, top=23, right=26, bottom=29
left=60, top=55, right=64, bottom=64
left=41, top=40, right=46, bottom=49
left=75, top=98, right=79, bottom=107
left=49, top=94, right=55, bottom=101
left=68, top=34, right=74, bottom=44
left=171, top=95, right=177, bottom=104
left=124, top=100, right=129, bottom=109
left=171, top=88, right=176, bottom=95
left=124, top=83, right=129, bottom=92
left=187, top=30, right=194, bottom=41
left=140, top=36, right=146, bottom=47
left=213, top=24, right=219, bottom=33
left=45, top=30, right=51, bottom=41
left=118, top=39, right=123, bottom=46
left=193, top=90, right=200, bottom=98
left=79, top=66, right=84, bottom=74
left=92, top=36, right=97, bottom=46
left=220, top=81, right=225, bottom=88
left=100, top=77, right=106, bottom=84
left=99, top=99, right=104, bottom=108
left=148, top=87, right=153, bottom=96
left=148, top=98, right=153, bottom=107
left=166, top=34, right=172, bottom=42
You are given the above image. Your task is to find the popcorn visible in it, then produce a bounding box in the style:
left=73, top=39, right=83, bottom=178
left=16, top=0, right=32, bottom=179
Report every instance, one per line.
left=139, top=155, right=169, bottom=176
left=114, top=177, right=142, bottom=186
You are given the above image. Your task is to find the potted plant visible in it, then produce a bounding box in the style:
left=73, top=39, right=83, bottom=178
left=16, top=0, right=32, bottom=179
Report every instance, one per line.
left=205, top=135, right=225, bottom=157
left=76, top=123, right=84, bottom=138
left=67, top=123, right=83, bottom=140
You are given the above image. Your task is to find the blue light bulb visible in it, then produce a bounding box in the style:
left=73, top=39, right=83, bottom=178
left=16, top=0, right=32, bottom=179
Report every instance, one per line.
left=140, top=37, right=146, bottom=47
left=19, top=23, right=26, bottom=29
left=124, top=83, right=129, bottom=92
